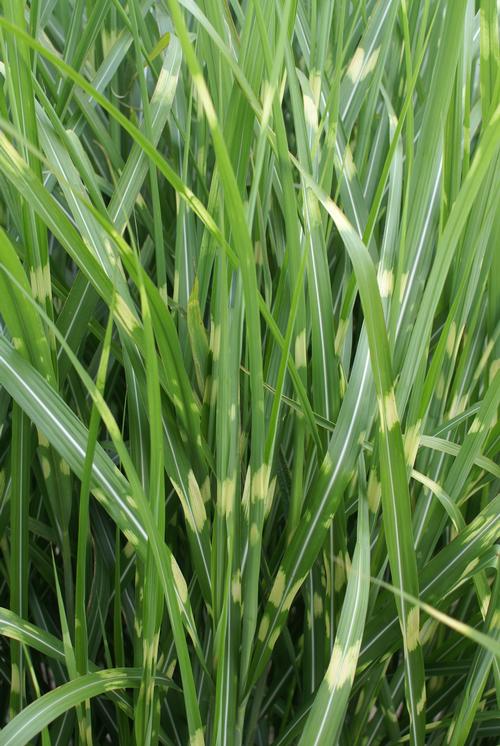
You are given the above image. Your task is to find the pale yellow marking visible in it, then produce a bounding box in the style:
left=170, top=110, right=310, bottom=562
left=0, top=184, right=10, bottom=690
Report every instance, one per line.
left=347, top=47, right=380, bottom=82
left=10, top=663, right=20, bottom=695
left=344, top=552, right=352, bottom=579
left=220, top=476, right=236, bottom=518
left=173, top=394, right=184, bottom=412
left=469, top=417, right=482, bottom=434
left=344, top=147, right=357, bottom=180
left=231, top=571, right=241, bottom=604
left=310, top=72, right=321, bottom=106
left=258, top=614, right=269, bottom=641
left=38, top=432, right=50, bottom=448
left=491, top=608, right=500, bottom=629
left=347, top=48, right=365, bottom=81
left=307, top=191, right=322, bottom=227
left=384, top=388, right=399, bottom=430
left=159, top=283, right=169, bottom=304
left=211, top=324, right=220, bottom=361
left=201, top=475, right=211, bottom=505
left=304, top=92, right=317, bottom=129
left=463, top=557, right=479, bottom=576
left=406, top=606, right=420, bottom=651
left=125, top=494, right=136, bottom=509
left=367, top=471, right=381, bottom=513
left=295, top=329, right=307, bottom=368
left=268, top=628, right=281, bottom=649
left=250, top=523, right=260, bottom=546
left=378, top=269, right=394, bottom=298
left=41, top=457, right=51, bottom=479
left=325, top=640, right=360, bottom=691
left=30, top=264, right=51, bottom=304
left=264, top=475, right=276, bottom=519
left=334, top=561, right=345, bottom=591
left=417, top=685, right=426, bottom=715
left=116, top=295, right=139, bottom=335
left=481, top=594, right=489, bottom=620
left=283, top=578, right=305, bottom=611
left=404, top=420, right=421, bottom=465
left=123, top=541, right=134, bottom=559
left=251, top=463, right=270, bottom=502
left=190, top=728, right=205, bottom=746
left=448, top=393, right=468, bottom=419
left=241, top=467, right=251, bottom=519
left=313, top=592, right=323, bottom=617
left=171, top=555, right=188, bottom=605
left=362, top=48, right=380, bottom=78
left=320, top=451, right=333, bottom=475
left=446, top=321, right=457, bottom=356
left=331, top=203, right=352, bottom=234
left=188, top=470, right=206, bottom=531
left=269, top=569, right=286, bottom=607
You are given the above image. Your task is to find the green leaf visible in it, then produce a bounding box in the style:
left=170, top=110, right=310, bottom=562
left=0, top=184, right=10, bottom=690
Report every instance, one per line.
left=0, top=668, right=174, bottom=746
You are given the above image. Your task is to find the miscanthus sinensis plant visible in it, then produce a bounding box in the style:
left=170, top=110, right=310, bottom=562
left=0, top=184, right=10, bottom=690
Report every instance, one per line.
left=0, top=0, right=499, bottom=744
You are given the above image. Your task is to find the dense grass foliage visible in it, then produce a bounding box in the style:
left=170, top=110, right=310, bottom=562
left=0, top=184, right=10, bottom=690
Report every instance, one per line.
left=0, top=0, right=499, bottom=744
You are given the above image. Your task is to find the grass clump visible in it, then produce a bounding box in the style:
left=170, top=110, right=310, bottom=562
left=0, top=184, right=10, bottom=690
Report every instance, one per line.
left=0, top=0, right=499, bottom=744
